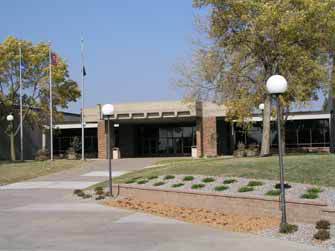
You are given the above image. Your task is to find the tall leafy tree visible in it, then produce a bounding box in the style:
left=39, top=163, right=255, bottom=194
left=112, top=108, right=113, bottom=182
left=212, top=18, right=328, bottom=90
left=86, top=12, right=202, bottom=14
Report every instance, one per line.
left=178, top=0, right=331, bottom=155
left=0, top=36, right=80, bottom=160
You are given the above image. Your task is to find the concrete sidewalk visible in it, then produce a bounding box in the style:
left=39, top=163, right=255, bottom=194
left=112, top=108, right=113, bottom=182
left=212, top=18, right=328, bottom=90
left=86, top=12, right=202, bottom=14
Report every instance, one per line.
left=0, top=158, right=328, bottom=251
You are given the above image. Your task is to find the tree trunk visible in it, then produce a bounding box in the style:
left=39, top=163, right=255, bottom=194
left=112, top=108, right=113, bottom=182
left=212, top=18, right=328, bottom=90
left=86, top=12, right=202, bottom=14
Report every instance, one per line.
left=10, top=131, right=16, bottom=161
left=260, top=95, right=272, bottom=157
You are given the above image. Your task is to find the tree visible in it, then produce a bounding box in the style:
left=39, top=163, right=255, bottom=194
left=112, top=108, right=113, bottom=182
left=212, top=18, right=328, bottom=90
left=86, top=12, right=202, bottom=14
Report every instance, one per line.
left=0, top=36, right=80, bottom=160
left=177, top=0, right=330, bottom=156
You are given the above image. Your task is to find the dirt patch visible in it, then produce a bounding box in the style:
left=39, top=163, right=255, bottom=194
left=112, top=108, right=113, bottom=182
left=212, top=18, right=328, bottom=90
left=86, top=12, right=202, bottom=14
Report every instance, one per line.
left=104, top=197, right=280, bottom=233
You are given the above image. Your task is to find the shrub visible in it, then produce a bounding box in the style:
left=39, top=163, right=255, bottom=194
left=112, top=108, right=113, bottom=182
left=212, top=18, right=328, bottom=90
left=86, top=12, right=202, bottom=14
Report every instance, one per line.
left=35, top=149, right=49, bottom=161
left=307, top=187, right=323, bottom=194
left=94, top=187, right=103, bottom=192
left=95, top=195, right=105, bottom=200
left=314, top=229, right=330, bottom=241
left=73, top=189, right=83, bottom=195
left=164, top=175, right=175, bottom=180
left=95, top=190, right=104, bottom=196
left=153, top=181, right=165, bottom=186
left=223, top=179, right=237, bottom=184
left=247, top=181, right=264, bottom=187
left=191, top=184, right=205, bottom=189
left=266, top=190, right=281, bottom=196
left=183, top=176, right=194, bottom=181
left=301, top=192, right=319, bottom=199
left=316, top=220, right=331, bottom=230
left=148, top=175, right=158, bottom=180
left=214, top=185, right=229, bottom=191
left=82, top=194, right=92, bottom=199
left=137, top=180, right=148, bottom=184
left=279, top=223, right=298, bottom=234
left=125, top=179, right=136, bottom=184
left=202, top=177, right=215, bottom=183
left=171, top=183, right=184, bottom=188
left=238, top=186, right=254, bottom=193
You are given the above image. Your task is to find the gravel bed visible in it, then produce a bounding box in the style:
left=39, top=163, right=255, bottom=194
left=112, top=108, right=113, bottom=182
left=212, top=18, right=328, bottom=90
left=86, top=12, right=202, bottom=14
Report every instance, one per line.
left=129, top=174, right=335, bottom=206
left=259, top=224, right=335, bottom=250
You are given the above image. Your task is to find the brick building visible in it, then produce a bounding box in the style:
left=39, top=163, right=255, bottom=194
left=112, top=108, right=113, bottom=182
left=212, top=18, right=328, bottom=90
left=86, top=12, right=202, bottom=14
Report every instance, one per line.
left=51, top=100, right=331, bottom=159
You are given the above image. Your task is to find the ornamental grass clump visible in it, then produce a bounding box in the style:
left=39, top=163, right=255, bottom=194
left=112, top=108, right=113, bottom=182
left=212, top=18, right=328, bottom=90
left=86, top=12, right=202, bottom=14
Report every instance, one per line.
left=183, top=176, right=194, bottom=181
left=301, top=187, right=322, bottom=200
left=238, top=186, right=254, bottom=193
left=125, top=179, right=136, bottom=184
left=247, top=181, right=263, bottom=187
left=314, top=229, right=330, bottom=241
left=148, top=175, right=158, bottom=180
left=265, top=189, right=281, bottom=196
left=316, top=220, right=331, bottom=230
left=214, top=185, right=229, bottom=192
left=223, top=179, right=237, bottom=184
left=191, top=184, right=205, bottom=189
left=171, top=183, right=184, bottom=188
left=164, top=175, right=175, bottom=180
left=137, top=180, right=148, bottom=185
left=153, top=181, right=165, bottom=186
left=279, top=223, right=298, bottom=234
left=95, top=186, right=104, bottom=195
left=202, top=177, right=215, bottom=183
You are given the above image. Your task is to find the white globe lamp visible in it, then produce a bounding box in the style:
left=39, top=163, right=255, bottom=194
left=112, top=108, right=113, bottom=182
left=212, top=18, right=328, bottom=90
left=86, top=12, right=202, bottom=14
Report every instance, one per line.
left=102, top=104, right=114, bottom=116
left=266, top=75, right=288, bottom=95
left=258, top=103, right=265, bottom=111
left=6, top=114, right=14, bottom=121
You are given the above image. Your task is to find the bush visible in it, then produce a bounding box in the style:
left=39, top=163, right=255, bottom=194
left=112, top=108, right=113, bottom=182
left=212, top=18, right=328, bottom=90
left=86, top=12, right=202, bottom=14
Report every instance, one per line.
left=153, top=181, right=165, bottom=186
left=164, top=175, right=175, bottom=180
left=35, top=149, right=49, bottom=161
left=171, top=183, right=184, bottom=188
left=191, top=184, right=205, bottom=189
left=314, top=229, right=330, bottom=241
left=148, top=175, right=158, bottom=180
left=125, top=179, right=136, bottom=184
left=316, top=220, right=331, bottom=230
left=247, top=181, right=264, bottom=187
left=73, top=189, right=83, bottom=195
left=214, top=185, right=229, bottom=191
left=301, top=192, right=319, bottom=199
left=82, top=194, right=92, bottom=199
left=279, top=223, right=298, bottom=234
left=202, top=177, right=215, bottom=183
left=307, top=187, right=323, bottom=194
left=95, top=195, right=105, bottom=200
left=183, top=176, right=194, bottom=181
left=266, top=190, right=281, bottom=196
left=223, top=179, right=237, bottom=184
left=94, top=187, right=103, bottom=192
left=238, top=186, right=254, bottom=193
left=137, top=180, right=148, bottom=184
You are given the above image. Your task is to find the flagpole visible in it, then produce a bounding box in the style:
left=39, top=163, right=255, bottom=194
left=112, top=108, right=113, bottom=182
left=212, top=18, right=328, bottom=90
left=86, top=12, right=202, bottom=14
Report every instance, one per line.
left=81, top=37, right=85, bottom=160
left=19, top=42, right=24, bottom=161
left=49, top=42, right=54, bottom=161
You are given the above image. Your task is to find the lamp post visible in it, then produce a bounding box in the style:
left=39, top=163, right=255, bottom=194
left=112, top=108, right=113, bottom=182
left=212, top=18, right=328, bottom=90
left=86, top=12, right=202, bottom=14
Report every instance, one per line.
left=266, top=75, right=288, bottom=228
left=258, top=103, right=265, bottom=153
left=7, top=114, right=15, bottom=161
left=102, top=104, right=114, bottom=196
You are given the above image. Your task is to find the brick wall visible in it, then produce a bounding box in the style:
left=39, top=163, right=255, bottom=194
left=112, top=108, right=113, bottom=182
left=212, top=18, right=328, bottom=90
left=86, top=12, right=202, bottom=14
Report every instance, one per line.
left=98, top=120, right=106, bottom=159
left=202, top=117, right=217, bottom=157
left=114, top=185, right=333, bottom=224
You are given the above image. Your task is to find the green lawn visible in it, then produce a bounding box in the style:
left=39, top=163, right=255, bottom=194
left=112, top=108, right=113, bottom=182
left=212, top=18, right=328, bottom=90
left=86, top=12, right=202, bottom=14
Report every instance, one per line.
left=0, top=160, right=83, bottom=185
left=109, top=154, right=335, bottom=187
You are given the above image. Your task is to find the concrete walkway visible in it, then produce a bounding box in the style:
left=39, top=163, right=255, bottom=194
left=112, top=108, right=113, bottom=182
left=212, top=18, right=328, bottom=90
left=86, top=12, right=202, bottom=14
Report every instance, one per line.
left=0, top=158, right=327, bottom=251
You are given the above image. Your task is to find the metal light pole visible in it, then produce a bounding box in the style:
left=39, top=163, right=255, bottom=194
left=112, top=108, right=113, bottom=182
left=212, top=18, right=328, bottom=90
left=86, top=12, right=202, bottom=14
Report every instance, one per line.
left=258, top=103, right=265, bottom=156
left=266, top=75, right=288, bottom=227
left=102, top=104, right=114, bottom=197
left=7, top=114, right=15, bottom=161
